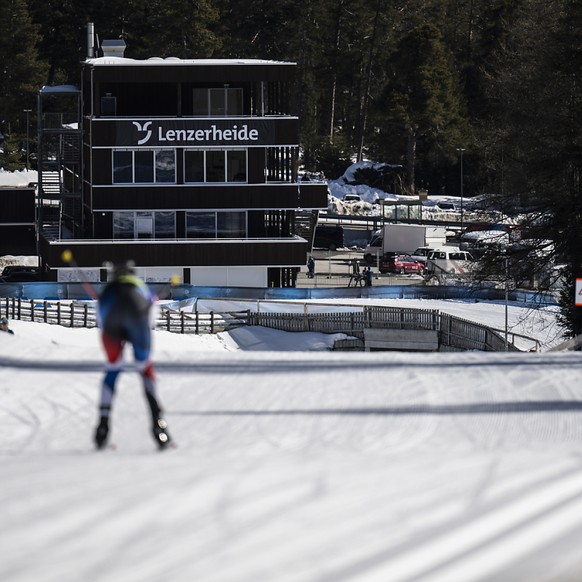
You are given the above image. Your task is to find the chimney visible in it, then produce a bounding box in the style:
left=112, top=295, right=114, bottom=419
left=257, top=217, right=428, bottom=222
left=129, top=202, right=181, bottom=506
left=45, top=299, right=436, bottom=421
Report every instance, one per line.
left=101, top=39, right=126, bottom=58
left=87, top=22, right=95, bottom=58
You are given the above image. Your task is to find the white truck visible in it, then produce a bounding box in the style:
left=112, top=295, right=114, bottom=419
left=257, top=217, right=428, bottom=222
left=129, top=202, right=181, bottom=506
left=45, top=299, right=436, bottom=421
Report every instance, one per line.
left=363, top=224, right=447, bottom=263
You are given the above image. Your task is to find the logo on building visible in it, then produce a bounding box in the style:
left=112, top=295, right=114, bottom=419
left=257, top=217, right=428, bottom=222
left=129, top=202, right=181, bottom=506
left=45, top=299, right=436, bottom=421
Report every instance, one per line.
left=133, top=121, right=153, bottom=145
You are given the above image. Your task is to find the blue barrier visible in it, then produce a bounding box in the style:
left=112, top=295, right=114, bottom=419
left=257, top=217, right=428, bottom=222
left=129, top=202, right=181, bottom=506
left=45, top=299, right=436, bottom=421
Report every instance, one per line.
left=0, top=281, right=558, bottom=307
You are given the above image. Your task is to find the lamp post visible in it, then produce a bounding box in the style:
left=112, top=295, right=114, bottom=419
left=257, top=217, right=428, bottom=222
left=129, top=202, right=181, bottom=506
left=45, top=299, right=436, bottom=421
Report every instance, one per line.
left=456, top=147, right=465, bottom=235
left=504, top=252, right=510, bottom=351
left=24, top=109, right=32, bottom=170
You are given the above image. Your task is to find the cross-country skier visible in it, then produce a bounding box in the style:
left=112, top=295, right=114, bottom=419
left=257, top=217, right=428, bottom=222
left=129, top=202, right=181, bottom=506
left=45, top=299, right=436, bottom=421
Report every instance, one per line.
left=94, top=261, right=172, bottom=450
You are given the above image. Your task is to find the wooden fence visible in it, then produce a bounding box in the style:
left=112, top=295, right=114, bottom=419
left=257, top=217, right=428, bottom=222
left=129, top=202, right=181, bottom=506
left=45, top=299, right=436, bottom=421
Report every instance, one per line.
left=0, top=297, right=249, bottom=335
left=247, top=306, right=440, bottom=335
left=247, top=307, right=523, bottom=352
left=0, top=296, right=530, bottom=352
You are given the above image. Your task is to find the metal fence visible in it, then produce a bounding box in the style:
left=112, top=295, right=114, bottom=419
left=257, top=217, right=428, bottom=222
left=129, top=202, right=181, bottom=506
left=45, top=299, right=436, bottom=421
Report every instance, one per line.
left=0, top=297, right=529, bottom=352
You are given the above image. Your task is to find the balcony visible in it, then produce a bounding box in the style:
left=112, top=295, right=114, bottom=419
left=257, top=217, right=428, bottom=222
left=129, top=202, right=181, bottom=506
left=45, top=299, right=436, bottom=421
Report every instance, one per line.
left=40, top=235, right=310, bottom=269
left=90, top=182, right=328, bottom=212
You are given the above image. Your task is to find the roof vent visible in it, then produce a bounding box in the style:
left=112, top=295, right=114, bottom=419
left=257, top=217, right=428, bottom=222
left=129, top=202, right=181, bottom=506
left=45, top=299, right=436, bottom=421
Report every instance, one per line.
left=101, top=39, right=126, bottom=58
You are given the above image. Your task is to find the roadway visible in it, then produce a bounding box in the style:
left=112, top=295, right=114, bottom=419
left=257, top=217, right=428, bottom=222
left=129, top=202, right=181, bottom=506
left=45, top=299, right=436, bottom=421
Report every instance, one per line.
left=296, top=248, right=424, bottom=288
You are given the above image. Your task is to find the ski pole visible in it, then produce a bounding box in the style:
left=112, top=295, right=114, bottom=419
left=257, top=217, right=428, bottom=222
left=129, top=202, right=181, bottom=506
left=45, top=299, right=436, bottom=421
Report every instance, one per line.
left=61, top=249, right=99, bottom=300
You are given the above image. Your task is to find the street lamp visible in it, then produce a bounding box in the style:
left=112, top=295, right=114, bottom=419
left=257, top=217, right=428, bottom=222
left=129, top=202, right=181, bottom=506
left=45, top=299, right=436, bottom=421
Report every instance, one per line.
left=24, top=109, right=32, bottom=170
left=456, top=147, right=465, bottom=233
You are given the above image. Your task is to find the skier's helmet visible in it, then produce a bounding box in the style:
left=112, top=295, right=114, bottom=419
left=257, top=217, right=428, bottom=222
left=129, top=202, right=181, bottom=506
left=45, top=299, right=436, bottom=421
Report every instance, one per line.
left=113, top=260, right=136, bottom=278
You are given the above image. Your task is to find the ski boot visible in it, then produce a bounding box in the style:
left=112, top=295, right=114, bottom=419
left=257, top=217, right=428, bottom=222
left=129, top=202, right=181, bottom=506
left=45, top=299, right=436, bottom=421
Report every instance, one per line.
left=152, top=417, right=172, bottom=450
left=94, top=416, right=109, bottom=450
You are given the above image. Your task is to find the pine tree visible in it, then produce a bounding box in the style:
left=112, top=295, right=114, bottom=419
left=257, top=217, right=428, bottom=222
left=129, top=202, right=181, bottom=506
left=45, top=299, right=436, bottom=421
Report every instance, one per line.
left=136, top=0, right=221, bottom=58
left=0, top=0, right=46, bottom=169
left=370, top=20, right=468, bottom=193
left=476, top=0, right=582, bottom=336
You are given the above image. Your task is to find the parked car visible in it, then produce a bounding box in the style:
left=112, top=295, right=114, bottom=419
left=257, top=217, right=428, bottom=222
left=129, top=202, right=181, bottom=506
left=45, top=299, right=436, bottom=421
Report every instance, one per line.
left=436, top=201, right=460, bottom=211
left=409, top=247, right=434, bottom=264
left=0, top=266, right=40, bottom=282
left=379, top=254, right=424, bottom=274
left=343, top=194, right=361, bottom=203
left=425, top=248, right=473, bottom=275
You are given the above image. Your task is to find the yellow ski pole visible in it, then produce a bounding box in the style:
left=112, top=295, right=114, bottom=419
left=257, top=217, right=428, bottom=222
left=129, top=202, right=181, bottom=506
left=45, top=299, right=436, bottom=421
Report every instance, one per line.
left=61, top=250, right=99, bottom=300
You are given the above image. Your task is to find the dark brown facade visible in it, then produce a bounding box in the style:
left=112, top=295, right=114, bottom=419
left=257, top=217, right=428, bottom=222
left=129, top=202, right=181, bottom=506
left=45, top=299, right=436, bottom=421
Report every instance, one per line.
left=0, top=187, right=36, bottom=255
left=39, top=56, right=327, bottom=287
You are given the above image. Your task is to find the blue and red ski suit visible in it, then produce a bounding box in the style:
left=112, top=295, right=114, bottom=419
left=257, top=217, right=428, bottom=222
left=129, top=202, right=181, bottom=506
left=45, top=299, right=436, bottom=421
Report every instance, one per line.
left=97, top=273, right=162, bottom=422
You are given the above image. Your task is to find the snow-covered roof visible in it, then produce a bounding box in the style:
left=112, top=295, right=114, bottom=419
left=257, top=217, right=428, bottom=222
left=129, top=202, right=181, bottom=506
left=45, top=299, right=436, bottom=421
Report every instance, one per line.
left=85, top=56, right=295, bottom=67
left=39, top=85, right=80, bottom=93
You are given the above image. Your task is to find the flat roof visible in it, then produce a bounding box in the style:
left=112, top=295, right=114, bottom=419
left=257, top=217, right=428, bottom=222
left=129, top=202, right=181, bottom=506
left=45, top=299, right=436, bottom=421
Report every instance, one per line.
left=39, top=84, right=80, bottom=94
left=85, top=57, right=295, bottom=67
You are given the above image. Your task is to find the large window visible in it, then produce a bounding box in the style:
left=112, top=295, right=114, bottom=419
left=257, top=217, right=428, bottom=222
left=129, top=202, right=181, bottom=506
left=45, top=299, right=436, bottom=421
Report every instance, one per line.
left=113, top=150, right=176, bottom=184
left=184, top=149, right=247, bottom=183
left=186, top=211, right=246, bottom=238
left=113, top=211, right=176, bottom=239
left=192, top=87, right=243, bottom=116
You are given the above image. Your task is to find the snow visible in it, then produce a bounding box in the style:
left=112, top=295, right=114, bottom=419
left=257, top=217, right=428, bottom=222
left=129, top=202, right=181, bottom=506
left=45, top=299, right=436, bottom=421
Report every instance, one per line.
left=0, top=168, right=37, bottom=187
left=87, top=57, right=295, bottom=67
left=192, top=296, right=562, bottom=351
left=2, top=292, right=582, bottom=582
left=0, top=162, right=579, bottom=580
left=325, top=162, right=491, bottom=224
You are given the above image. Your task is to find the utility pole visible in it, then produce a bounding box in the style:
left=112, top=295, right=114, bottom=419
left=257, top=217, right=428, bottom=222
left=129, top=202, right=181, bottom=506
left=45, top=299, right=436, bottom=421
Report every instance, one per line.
left=456, top=148, right=465, bottom=232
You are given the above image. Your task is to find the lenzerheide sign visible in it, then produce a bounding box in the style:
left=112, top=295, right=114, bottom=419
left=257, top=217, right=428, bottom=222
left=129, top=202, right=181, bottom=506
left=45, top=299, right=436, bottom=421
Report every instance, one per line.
left=93, top=118, right=299, bottom=148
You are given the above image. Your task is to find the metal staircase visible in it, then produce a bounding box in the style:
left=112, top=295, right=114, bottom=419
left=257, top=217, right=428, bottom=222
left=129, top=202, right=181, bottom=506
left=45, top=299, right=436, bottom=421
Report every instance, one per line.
left=294, top=210, right=319, bottom=250
left=37, top=87, right=83, bottom=244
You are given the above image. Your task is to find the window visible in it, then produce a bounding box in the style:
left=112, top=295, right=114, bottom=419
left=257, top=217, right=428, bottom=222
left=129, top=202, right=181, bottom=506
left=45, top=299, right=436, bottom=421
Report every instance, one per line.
left=217, top=211, right=246, bottom=238
left=135, top=151, right=154, bottom=182
left=206, top=150, right=225, bottom=182
left=192, top=87, right=243, bottom=116
left=155, top=150, right=175, bottom=182
left=136, top=212, right=154, bottom=239
left=155, top=211, right=176, bottom=239
left=112, top=149, right=176, bottom=184
left=186, top=212, right=216, bottom=238
left=113, top=211, right=176, bottom=239
left=113, top=151, right=132, bottom=183
left=185, top=211, right=247, bottom=238
left=112, top=212, right=134, bottom=239
left=184, top=151, right=204, bottom=182
left=227, top=150, right=247, bottom=182
left=184, top=149, right=247, bottom=183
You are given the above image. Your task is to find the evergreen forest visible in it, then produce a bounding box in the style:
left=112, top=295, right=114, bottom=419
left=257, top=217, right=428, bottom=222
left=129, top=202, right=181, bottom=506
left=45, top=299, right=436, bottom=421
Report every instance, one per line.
left=1, top=0, right=582, bottom=335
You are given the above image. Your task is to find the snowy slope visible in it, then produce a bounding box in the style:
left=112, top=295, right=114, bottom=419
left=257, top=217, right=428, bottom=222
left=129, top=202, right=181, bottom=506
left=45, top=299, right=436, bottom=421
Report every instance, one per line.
left=2, top=319, right=582, bottom=582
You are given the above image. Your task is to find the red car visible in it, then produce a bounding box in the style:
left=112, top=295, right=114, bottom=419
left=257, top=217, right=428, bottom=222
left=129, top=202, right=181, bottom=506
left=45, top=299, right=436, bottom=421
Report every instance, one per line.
left=379, top=254, right=424, bottom=274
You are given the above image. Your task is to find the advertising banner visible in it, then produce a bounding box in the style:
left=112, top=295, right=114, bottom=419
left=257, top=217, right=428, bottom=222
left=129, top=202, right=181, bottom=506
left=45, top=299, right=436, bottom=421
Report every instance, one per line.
left=576, top=278, right=582, bottom=306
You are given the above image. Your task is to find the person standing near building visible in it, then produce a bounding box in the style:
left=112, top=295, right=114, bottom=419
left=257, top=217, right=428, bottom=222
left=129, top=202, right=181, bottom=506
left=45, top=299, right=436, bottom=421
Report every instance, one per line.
left=95, top=262, right=172, bottom=450
left=365, top=266, right=373, bottom=287
left=307, top=255, right=315, bottom=278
